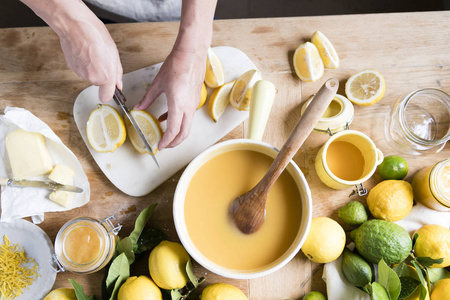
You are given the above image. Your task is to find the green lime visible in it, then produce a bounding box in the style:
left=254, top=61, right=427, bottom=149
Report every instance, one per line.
left=338, top=201, right=368, bottom=226
left=341, top=248, right=373, bottom=288
left=378, top=155, right=408, bottom=180
left=350, top=219, right=412, bottom=265
left=370, top=282, right=389, bottom=300
left=302, top=291, right=326, bottom=300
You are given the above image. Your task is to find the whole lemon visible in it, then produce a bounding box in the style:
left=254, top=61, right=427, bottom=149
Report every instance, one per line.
left=301, top=217, right=346, bottom=263
left=117, top=276, right=162, bottom=300
left=414, top=224, right=450, bottom=268
left=201, top=283, right=248, bottom=300
left=148, top=240, right=190, bottom=290
left=430, top=278, right=450, bottom=300
left=367, top=180, right=413, bottom=222
left=44, top=288, right=76, bottom=300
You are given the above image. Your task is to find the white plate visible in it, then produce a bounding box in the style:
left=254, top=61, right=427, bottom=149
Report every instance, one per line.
left=0, top=219, right=56, bottom=299
left=73, top=46, right=258, bottom=197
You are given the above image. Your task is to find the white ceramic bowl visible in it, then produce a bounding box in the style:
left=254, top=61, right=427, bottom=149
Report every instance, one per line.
left=173, top=139, right=312, bottom=279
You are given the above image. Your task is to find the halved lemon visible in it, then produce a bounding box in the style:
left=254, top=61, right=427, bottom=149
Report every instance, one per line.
left=125, top=110, right=163, bottom=155
left=345, top=69, right=386, bottom=106
left=204, top=47, right=225, bottom=88
left=293, top=42, right=324, bottom=82
left=311, top=30, right=339, bottom=69
left=86, top=104, right=126, bottom=153
left=208, top=80, right=235, bottom=122
left=229, top=69, right=262, bottom=111
left=197, top=83, right=207, bottom=109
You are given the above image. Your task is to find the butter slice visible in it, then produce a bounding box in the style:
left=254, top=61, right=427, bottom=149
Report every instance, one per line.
left=5, top=129, right=53, bottom=179
left=48, top=164, right=74, bottom=207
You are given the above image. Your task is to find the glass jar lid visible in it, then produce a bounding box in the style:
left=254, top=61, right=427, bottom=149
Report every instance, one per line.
left=301, top=94, right=354, bottom=135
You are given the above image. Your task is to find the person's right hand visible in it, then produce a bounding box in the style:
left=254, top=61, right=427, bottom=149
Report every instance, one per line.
left=58, top=19, right=123, bottom=102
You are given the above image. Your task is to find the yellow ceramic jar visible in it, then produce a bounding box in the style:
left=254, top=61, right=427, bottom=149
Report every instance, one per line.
left=411, top=158, right=450, bottom=212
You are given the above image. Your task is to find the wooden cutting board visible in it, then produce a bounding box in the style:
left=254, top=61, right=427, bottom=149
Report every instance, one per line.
left=73, top=46, right=256, bottom=197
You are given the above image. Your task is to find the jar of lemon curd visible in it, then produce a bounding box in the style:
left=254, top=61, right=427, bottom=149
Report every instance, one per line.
left=50, top=216, right=122, bottom=273
left=411, top=158, right=450, bottom=212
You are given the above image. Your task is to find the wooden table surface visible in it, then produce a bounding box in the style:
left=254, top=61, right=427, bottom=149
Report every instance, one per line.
left=1, top=11, right=449, bottom=300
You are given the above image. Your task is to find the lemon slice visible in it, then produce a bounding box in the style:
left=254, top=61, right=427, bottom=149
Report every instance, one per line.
left=229, top=69, right=262, bottom=111
left=197, top=83, right=207, bottom=109
left=293, top=42, right=324, bottom=82
left=311, top=31, right=339, bottom=69
left=345, top=69, right=386, bottom=106
left=208, top=80, right=235, bottom=122
left=125, top=110, right=163, bottom=155
left=204, top=47, right=225, bottom=88
left=86, top=104, right=126, bottom=153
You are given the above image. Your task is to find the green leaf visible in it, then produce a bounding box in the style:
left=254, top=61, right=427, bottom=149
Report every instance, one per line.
left=410, top=260, right=427, bottom=287
left=427, top=267, right=450, bottom=283
left=116, top=237, right=135, bottom=265
left=105, top=253, right=130, bottom=293
left=186, top=260, right=199, bottom=288
left=416, top=256, right=444, bottom=268
left=69, top=279, right=95, bottom=300
left=378, top=259, right=401, bottom=300
left=135, top=227, right=167, bottom=255
left=170, top=289, right=183, bottom=300
left=129, top=203, right=157, bottom=249
left=393, top=263, right=410, bottom=278
left=411, top=233, right=419, bottom=249
left=398, top=276, right=420, bottom=300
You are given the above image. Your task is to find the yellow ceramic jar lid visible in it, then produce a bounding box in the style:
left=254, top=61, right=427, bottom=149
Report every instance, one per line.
left=301, top=94, right=354, bottom=135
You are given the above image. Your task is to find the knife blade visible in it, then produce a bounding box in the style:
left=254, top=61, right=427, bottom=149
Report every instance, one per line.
left=0, top=177, right=83, bottom=193
left=113, top=87, right=160, bottom=168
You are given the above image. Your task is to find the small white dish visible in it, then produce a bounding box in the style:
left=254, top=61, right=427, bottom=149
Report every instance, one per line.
left=0, top=218, right=56, bottom=299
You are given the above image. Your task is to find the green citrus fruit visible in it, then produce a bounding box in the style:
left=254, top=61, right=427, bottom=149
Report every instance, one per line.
left=341, top=248, right=373, bottom=288
left=378, top=155, right=408, bottom=180
left=302, top=291, right=327, bottom=300
left=338, top=201, right=368, bottom=226
left=350, top=219, right=412, bottom=265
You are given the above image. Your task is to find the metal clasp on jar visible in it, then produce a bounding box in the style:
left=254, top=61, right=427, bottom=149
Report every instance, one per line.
left=100, top=215, right=122, bottom=235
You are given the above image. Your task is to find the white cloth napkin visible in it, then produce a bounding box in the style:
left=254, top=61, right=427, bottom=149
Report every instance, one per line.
left=322, top=203, right=450, bottom=300
left=0, top=107, right=90, bottom=224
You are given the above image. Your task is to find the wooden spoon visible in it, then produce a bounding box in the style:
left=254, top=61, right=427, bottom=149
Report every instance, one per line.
left=229, top=78, right=339, bottom=234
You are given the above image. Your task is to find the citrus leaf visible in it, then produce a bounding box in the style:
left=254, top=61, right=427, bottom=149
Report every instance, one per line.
left=105, top=253, right=130, bottom=292
left=130, top=203, right=157, bottom=249
left=135, top=227, right=167, bottom=254
left=116, top=236, right=135, bottom=265
left=393, top=263, right=409, bottom=278
left=416, top=256, right=444, bottom=268
left=411, top=233, right=419, bottom=249
left=427, top=267, right=450, bottom=283
left=410, top=261, right=427, bottom=300
left=398, top=276, right=420, bottom=300
left=69, top=279, right=95, bottom=300
left=170, top=289, right=183, bottom=300
left=378, top=259, right=401, bottom=300
left=186, top=260, right=199, bottom=288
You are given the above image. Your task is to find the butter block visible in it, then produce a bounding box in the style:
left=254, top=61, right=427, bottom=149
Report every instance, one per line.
left=5, top=129, right=54, bottom=179
left=48, top=164, right=74, bottom=184
left=48, top=164, right=74, bottom=207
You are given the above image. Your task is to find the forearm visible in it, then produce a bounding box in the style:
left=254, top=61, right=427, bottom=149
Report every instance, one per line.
left=20, top=0, right=102, bottom=37
left=174, top=0, right=218, bottom=55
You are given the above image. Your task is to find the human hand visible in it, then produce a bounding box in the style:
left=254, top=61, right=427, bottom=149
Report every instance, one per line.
left=58, top=19, right=123, bottom=102
left=134, top=49, right=206, bottom=150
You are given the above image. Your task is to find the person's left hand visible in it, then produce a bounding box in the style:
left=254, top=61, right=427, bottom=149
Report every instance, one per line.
left=134, top=49, right=206, bottom=150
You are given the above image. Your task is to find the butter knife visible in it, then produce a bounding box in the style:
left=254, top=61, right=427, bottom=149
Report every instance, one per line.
left=0, top=177, right=83, bottom=193
left=113, top=87, right=160, bottom=168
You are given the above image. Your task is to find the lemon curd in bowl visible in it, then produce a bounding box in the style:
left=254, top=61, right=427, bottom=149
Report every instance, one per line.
left=174, top=140, right=312, bottom=279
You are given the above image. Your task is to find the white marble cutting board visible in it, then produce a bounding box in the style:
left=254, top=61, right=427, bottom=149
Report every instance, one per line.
left=73, top=46, right=257, bottom=197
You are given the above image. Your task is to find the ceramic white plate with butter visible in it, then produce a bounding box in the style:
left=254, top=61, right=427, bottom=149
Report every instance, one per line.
left=0, top=219, right=56, bottom=300
left=73, top=46, right=258, bottom=197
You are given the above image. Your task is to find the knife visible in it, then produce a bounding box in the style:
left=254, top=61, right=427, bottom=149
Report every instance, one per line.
left=113, top=87, right=160, bottom=168
left=0, top=177, right=83, bottom=193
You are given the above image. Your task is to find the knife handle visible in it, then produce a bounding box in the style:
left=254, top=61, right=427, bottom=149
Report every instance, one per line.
left=0, top=177, right=11, bottom=186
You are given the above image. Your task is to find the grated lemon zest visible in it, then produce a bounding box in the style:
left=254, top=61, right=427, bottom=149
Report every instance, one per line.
left=0, top=235, right=40, bottom=300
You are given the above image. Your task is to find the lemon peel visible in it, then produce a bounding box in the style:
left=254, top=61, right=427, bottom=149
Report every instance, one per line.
left=125, top=110, right=163, bottom=155
left=208, top=80, right=235, bottom=122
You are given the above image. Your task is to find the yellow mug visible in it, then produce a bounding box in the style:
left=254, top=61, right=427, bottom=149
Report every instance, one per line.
left=315, top=130, right=383, bottom=194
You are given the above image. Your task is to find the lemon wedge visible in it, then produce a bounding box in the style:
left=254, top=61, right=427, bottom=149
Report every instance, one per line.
left=125, top=110, right=163, bottom=155
left=229, top=69, right=262, bottom=111
left=204, top=47, right=225, bottom=88
left=86, top=104, right=126, bottom=153
left=311, top=31, right=339, bottom=69
left=293, top=42, right=324, bottom=82
left=197, top=83, right=207, bottom=109
left=208, top=80, right=235, bottom=122
left=345, top=69, right=386, bottom=106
